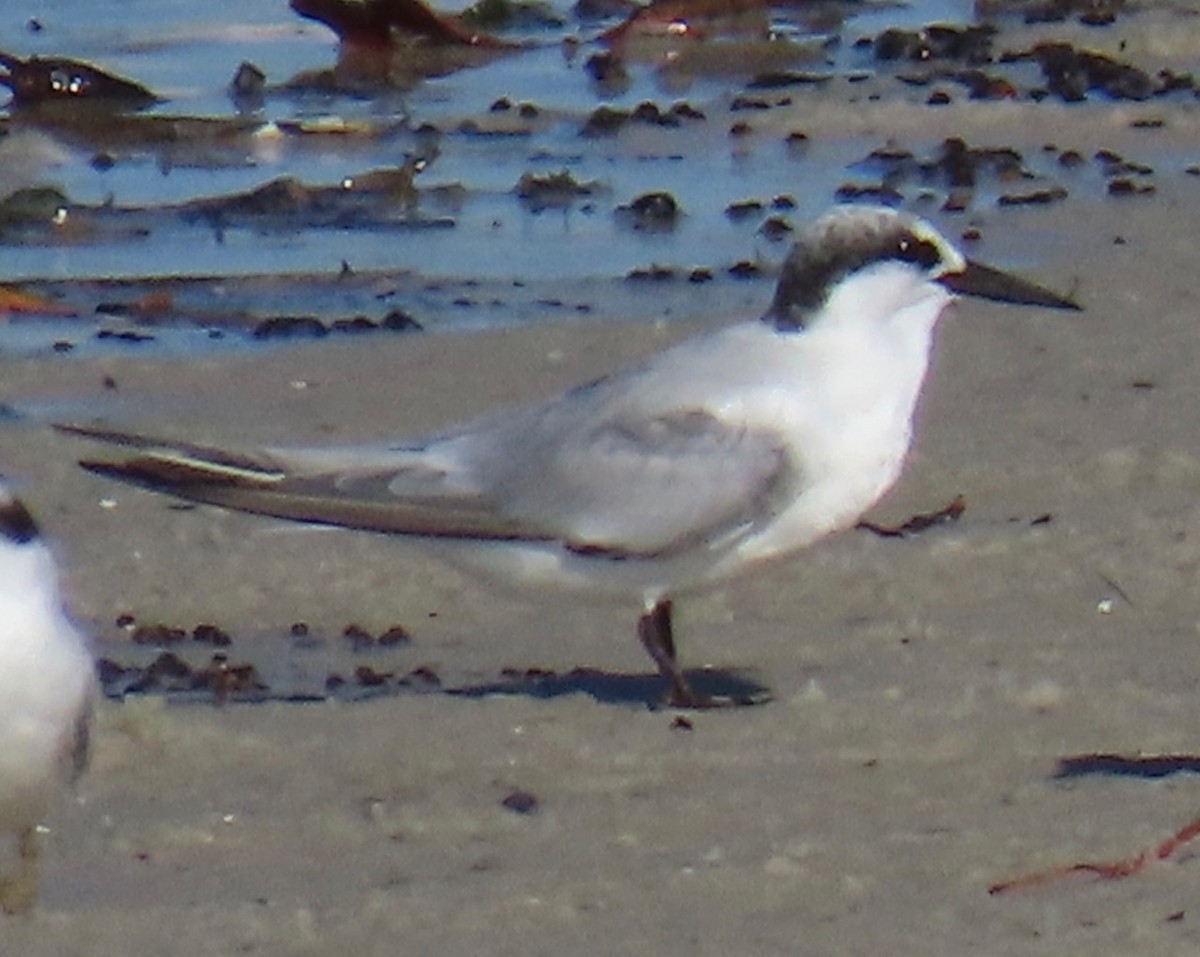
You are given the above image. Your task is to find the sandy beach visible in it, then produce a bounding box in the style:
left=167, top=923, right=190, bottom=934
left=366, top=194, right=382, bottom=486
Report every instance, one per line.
left=6, top=4, right=1200, bottom=953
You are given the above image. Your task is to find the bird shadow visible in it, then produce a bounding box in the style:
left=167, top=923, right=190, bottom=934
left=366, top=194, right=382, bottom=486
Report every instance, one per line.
left=446, top=665, right=772, bottom=708
left=96, top=646, right=773, bottom=710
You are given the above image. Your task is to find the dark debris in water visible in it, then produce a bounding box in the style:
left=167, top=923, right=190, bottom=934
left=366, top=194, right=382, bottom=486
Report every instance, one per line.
left=834, top=182, right=903, bottom=206
left=745, top=70, right=833, bottom=89
left=727, top=260, right=763, bottom=279
left=514, top=169, right=605, bottom=211
left=895, top=68, right=1019, bottom=101
left=6, top=269, right=434, bottom=347
left=868, top=23, right=1199, bottom=105
left=179, top=164, right=432, bottom=231
left=835, top=137, right=1085, bottom=214
left=615, top=191, right=681, bottom=231
left=626, top=263, right=678, bottom=282
left=872, top=25, right=997, bottom=66
left=996, top=186, right=1069, bottom=206
left=858, top=137, right=1035, bottom=186
left=252, top=309, right=425, bottom=339
left=459, top=0, right=565, bottom=32
left=0, top=159, right=451, bottom=252
left=758, top=215, right=793, bottom=241
left=0, top=48, right=159, bottom=111
left=977, top=0, right=1125, bottom=27
left=289, top=0, right=520, bottom=50
left=1008, top=41, right=1167, bottom=101
left=1106, top=177, right=1155, bottom=197
left=577, top=99, right=704, bottom=137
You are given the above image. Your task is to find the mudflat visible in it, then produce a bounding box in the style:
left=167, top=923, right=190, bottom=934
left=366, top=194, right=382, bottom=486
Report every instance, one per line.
left=5, top=4, right=1200, bottom=954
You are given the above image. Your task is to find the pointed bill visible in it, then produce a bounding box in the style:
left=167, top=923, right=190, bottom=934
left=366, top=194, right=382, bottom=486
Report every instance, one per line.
left=941, top=259, right=1080, bottom=311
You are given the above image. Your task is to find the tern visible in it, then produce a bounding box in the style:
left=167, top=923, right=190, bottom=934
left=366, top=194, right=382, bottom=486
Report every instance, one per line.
left=61, top=206, right=1078, bottom=708
left=0, top=479, right=93, bottom=913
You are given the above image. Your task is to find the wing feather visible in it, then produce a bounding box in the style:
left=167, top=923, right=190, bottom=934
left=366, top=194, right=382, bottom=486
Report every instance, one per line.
left=60, top=399, right=798, bottom=558
left=471, top=407, right=795, bottom=556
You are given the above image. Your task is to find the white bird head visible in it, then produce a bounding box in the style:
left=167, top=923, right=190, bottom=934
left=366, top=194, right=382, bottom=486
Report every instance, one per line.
left=764, top=205, right=1079, bottom=332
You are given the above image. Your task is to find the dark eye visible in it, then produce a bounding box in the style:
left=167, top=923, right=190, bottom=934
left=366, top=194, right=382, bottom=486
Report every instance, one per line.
left=895, top=234, right=942, bottom=269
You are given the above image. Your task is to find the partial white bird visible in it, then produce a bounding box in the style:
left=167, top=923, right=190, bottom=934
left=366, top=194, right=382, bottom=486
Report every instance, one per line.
left=61, top=205, right=1078, bottom=707
left=0, top=479, right=93, bottom=914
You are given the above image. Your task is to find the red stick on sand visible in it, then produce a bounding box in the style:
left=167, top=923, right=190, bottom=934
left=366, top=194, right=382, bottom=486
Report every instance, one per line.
left=989, top=812, right=1200, bottom=894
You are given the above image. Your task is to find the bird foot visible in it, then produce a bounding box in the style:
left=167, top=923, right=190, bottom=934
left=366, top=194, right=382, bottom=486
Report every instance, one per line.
left=0, top=829, right=40, bottom=916
left=0, top=875, right=37, bottom=916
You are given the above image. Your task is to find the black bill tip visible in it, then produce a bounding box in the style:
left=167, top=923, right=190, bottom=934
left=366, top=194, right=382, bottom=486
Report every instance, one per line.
left=941, top=260, right=1081, bottom=311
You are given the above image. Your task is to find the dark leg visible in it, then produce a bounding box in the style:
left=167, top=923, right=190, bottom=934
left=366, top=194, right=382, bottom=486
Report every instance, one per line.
left=0, top=826, right=39, bottom=915
left=637, top=599, right=713, bottom=709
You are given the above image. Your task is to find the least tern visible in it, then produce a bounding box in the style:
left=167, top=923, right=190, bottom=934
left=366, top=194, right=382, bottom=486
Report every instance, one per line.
left=62, top=205, right=1078, bottom=707
left=0, top=479, right=93, bottom=913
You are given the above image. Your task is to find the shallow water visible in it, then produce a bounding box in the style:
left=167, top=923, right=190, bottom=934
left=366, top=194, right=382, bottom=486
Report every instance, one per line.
left=0, top=0, right=984, bottom=285
left=0, top=0, right=1161, bottom=359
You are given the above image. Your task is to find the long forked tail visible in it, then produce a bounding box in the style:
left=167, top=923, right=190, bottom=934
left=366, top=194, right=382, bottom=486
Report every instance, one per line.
left=56, top=422, right=544, bottom=542
left=58, top=421, right=288, bottom=492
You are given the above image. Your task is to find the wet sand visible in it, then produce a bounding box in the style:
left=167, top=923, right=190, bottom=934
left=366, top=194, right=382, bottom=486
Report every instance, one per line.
left=8, top=17, right=1200, bottom=956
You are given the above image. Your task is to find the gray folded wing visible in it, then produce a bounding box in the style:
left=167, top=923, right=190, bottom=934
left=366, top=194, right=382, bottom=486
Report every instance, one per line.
left=460, top=406, right=797, bottom=557
left=62, top=405, right=798, bottom=558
